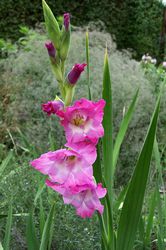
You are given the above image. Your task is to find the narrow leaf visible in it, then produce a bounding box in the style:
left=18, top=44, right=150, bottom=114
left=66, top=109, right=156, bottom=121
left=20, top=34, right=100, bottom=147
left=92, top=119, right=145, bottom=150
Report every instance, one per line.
left=26, top=211, right=39, bottom=250
left=102, top=49, right=113, bottom=197
left=102, top=49, right=114, bottom=250
left=42, top=0, right=60, bottom=49
left=138, top=216, right=145, bottom=243
left=156, top=188, right=165, bottom=250
left=39, top=203, right=55, bottom=250
left=116, top=95, right=160, bottom=250
left=85, top=30, right=91, bottom=100
left=114, top=184, right=129, bottom=212
left=34, top=181, right=46, bottom=206
left=154, top=137, right=166, bottom=248
left=113, top=89, right=139, bottom=172
left=3, top=204, right=13, bottom=250
left=39, top=198, right=46, bottom=238
left=0, top=152, right=13, bottom=177
left=145, top=190, right=157, bottom=246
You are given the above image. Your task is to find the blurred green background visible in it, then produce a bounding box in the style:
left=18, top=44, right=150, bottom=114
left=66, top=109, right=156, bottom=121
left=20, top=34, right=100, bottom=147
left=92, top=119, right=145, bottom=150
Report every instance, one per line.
left=0, top=0, right=164, bottom=60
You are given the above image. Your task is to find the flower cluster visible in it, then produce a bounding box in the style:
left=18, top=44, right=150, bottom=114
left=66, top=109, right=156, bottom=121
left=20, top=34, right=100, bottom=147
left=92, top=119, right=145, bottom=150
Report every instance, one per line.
left=141, top=54, right=157, bottom=65
left=31, top=98, right=106, bottom=218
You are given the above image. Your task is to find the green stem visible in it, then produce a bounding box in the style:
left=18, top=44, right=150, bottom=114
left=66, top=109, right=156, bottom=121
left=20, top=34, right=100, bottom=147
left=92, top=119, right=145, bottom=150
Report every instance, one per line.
left=64, top=86, right=75, bottom=106
left=61, top=60, right=65, bottom=79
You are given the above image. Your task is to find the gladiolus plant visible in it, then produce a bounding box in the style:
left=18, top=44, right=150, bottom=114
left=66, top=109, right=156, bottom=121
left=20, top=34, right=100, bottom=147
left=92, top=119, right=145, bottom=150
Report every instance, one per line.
left=29, top=1, right=163, bottom=249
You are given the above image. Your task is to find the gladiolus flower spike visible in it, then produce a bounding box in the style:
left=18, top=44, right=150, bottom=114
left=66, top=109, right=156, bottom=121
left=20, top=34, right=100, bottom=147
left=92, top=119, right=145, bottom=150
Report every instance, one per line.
left=31, top=3, right=107, bottom=219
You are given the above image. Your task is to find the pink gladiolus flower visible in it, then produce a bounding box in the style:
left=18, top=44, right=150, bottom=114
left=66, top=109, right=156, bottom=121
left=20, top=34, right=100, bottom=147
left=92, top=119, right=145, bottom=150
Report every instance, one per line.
left=30, top=149, right=94, bottom=188
left=46, top=180, right=107, bottom=218
left=64, top=13, right=70, bottom=31
left=67, top=64, right=87, bottom=85
left=42, top=100, right=64, bottom=116
left=45, top=42, right=56, bottom=58
left=65, top=140, right=97, bottom=165
left=57, top=98, right=105, bottom=145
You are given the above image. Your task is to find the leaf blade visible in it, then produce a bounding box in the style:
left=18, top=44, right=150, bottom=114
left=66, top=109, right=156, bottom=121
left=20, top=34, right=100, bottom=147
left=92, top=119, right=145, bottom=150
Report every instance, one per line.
left=26, top=211, right=39, bottom=250
left=113, top=89, right=139, bottom=173
left=102, top=49, right=113, bottom=197
left=42, top=0, right=60, bottom=49
left=3, top=204, right=13, bottom=250
left=116, top=95, right=160, bottom=250
left=0, top=152, right=13, bottom=178
left=39, top=203, right=55, bottom=250
left=85, top=30, right=91, bottom=100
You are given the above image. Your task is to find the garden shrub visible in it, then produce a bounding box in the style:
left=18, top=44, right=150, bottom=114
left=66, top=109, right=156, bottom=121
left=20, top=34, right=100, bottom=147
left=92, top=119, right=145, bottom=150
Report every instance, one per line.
left=0, top=0, right=163, bottom=59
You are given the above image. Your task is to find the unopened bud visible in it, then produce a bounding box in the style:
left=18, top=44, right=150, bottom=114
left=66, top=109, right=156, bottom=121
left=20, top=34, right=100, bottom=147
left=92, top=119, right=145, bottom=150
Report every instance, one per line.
left=42, top=100, right=64, bottom=116
left=64, top=13, right=70, bottom=31
left=45, top=41, right=56, bottom=58
left=67, top=63, right=87, bottom=85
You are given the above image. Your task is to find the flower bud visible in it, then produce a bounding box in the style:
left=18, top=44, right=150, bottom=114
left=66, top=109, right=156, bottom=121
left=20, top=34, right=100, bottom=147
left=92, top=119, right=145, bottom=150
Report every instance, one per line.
left=45, top=42, right=56, bottom=58
left=59, top=13, right=71, bottom=61
left=67, top=63, right=87, bottom=85
left=64, top=13, right=70, bottom=31
left=42, top=100, right=64, bottom=116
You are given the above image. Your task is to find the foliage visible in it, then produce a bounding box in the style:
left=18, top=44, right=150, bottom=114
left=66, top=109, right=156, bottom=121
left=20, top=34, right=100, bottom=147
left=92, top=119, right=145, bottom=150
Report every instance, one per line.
left=0, top=0, right=163, bottom=59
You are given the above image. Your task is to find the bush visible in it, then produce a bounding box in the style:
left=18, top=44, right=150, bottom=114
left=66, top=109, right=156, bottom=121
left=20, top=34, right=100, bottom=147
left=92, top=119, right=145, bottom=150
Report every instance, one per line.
left=0, top=0, right=163, bottom=59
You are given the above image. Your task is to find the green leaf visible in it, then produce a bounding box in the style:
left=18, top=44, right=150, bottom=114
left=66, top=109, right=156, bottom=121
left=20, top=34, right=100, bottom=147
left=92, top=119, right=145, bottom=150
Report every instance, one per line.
left=85, top=30, right=91, bottom=100
left=39, top=203, right=55, bottom=250
left=0, top=152, right=13, bottom=178
left=144, top=190, right=157, bottom=246
left=138, top=216, right=145, bottom=243
left=48, top=215, right=54, bottom=250
left=42, top=0, right=60, bottom=49
left=102, top=49, right=114, bottom=250
left=113, top=89, right=139, bottom=173
left=114, top=184, right=129, bottom=212
left=3, top=204, right=13, bottom=250
left=154, top=137, right=166, bottom=249
left=102, top=49, right=113, bottom=197
left=26, top=211, right=39, bottom=250
left=39, top=198, right=46, bottom=238
left=34, top=181, right=46, bottom=206
left=156, top=188, right=165, bottom=250
left=116, top=95, right=160, bottom=250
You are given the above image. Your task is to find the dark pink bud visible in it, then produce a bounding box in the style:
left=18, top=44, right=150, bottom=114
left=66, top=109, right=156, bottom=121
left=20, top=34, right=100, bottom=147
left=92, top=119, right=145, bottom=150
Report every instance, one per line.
left=67, top=63, right=87, bottom=84
left=64, top=13, right=70, bottom=31
left=45, top=42, right=56, bottom=58
left=42, top=100, right=64, bottom=116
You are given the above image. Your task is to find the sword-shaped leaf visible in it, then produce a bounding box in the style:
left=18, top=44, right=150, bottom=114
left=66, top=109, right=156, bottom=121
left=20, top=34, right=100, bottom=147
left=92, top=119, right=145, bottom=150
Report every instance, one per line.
left=116, top=95, right=160, bottom=250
